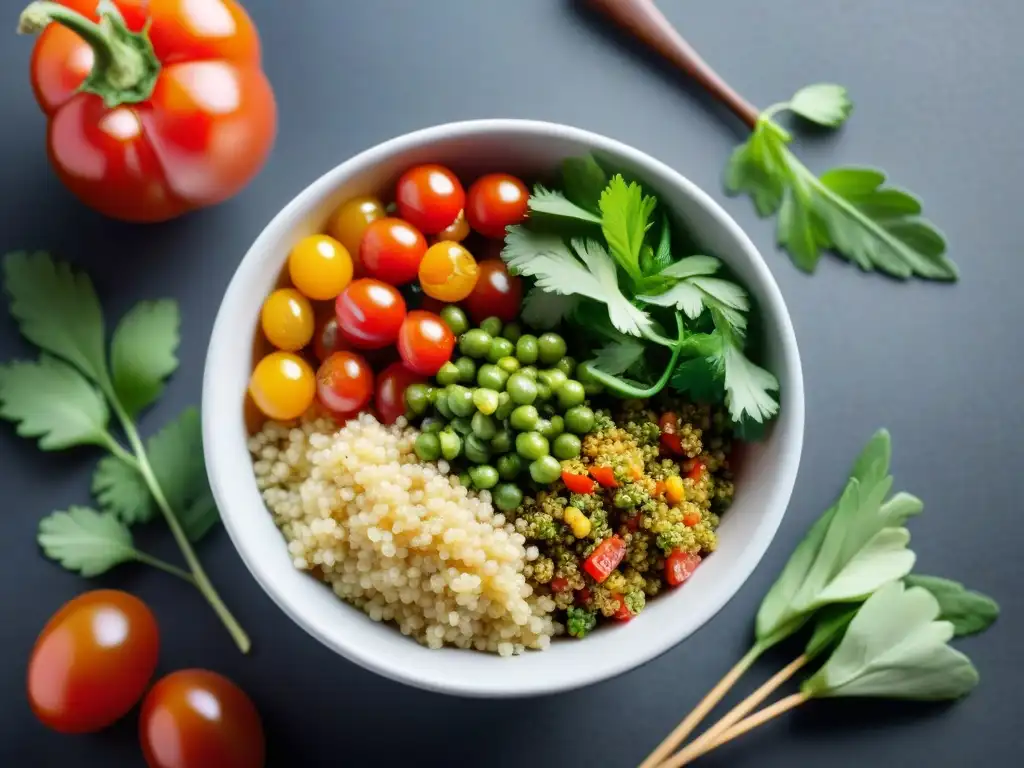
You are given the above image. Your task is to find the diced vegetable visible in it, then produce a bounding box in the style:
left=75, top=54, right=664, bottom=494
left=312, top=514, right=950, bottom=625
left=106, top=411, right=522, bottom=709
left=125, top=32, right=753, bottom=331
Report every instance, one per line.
left=562, top=470, right=597, bottom=494
left=584, top=535, right=626, bottom=582
left=589, top=465, right=618, bottom=488
left=665, top=550, right=702, bottom=587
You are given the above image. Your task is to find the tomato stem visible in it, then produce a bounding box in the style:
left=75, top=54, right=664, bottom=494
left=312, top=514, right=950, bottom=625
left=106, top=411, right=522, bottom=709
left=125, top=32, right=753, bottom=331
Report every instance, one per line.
left=18, top=0, right=161, bottom=108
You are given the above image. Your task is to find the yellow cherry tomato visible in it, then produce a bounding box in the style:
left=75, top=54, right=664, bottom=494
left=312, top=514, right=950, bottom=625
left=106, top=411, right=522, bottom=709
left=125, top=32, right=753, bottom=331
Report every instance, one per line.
left=436, top=209, right=469, bottom=242
left=418, top=241, right=479, bottom=302
left=248, top=352, right=315, bottom=420
left=288, top=235, right=353, bottom=300
left=260, top=289, right=315, bottom=351
left=326, top=196, right=386, bottom=257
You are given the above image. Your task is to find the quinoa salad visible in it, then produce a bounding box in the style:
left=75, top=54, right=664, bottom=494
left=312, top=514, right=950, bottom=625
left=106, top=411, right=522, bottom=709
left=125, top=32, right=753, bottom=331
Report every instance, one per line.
left=246, top=157, right=778, bottom=654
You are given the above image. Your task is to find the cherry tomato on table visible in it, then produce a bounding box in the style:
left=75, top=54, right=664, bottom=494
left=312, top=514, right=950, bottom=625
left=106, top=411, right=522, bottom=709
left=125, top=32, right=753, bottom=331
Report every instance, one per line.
left=466, top=173, right=529, bottom=237
left=360, top=217, right=427, bottom=285
left=22, top=0, right=276, bottom=223
left=288, top=234, right=353, bottom=301
left=316, top=351, right=373, bottom=415
left=27, top=590, right=158, bottom=733
left=395, top=164, right=465, bottom=234
left=419, top=241, right=479, bottom=302
left=335, top=278, right=407, bottom=349
left=260, top=289, right=314, bottom=351
left=462, top=260, right=522, bottom=323
left=140, top=669, right=264, bottom=768
left=327, top=195, right=386, bottom=262
left=375, top=362, right=426, bottom=425
left=248, top=351, right=315, bottom=420
left=397, top=311, right=456, bottom=375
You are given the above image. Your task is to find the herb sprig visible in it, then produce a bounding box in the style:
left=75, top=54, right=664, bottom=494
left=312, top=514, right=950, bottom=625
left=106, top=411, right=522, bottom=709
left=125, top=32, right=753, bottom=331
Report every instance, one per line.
left=0, top=252, right=249, bottom=652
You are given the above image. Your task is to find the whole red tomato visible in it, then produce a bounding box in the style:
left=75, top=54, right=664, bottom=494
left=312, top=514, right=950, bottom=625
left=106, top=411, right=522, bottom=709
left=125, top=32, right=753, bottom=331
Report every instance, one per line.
left=139, top=669, right=264, bottom=768
left=466, top=173, right=529, bottom=237
left=463, top=259, right=523, bottom=323
left=397, top=311, right=455, bottom=375
left=316, top=351, right=374, bottom=414
left=27, top=590, right=159, bottom=733
left=20, top=0, right=276, bottom=222
left=335, top=278, right=407, bottom=349
left=375, top=361, right=425, bottom=424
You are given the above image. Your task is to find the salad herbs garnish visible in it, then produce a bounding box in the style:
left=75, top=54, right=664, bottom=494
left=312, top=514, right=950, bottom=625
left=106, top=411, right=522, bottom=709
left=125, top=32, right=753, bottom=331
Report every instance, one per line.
left=0, top=252, right=249, bottom=652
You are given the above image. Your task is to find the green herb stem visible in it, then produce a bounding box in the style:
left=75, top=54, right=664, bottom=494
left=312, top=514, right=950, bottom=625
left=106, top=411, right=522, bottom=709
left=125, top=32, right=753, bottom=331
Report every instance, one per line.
left=102, top=433, right=139, bottom=468
left=589, top=316, right=686, bottom=398
left=133, top=550, right=197, bottom=585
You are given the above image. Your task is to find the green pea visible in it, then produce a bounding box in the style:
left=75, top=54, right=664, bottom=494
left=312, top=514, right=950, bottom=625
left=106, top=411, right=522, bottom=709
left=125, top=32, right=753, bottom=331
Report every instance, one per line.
left=518, top=365, right=538, bottom=380
left=440, top=305, right=470, bottom=336
left=565, top=405, right=596, bottom=434
left=506, top=373, right=538, bottom=405
left=557, top=380, right=587, bottom=408
left=510, top=404, right=540, bottom=431
left=515, top=334, right=539, bottom=364
left=555, top=356, right=576, bottom=377
left=459, top=329, right=492, bottom=358
left=468, top=464, right=500, bottom=490
left=496, top=453, right=523, bottom=480
left=439, top=430, right=462, bottom=460
left=464, top=434, right=491, bottom=463
left=450, top=416, right=473, bottom=436
left=539, top=368, right=567, bottom=391
left=502, top=322, right=523, bottom=343
left=434, top=394, right=453, bottom=419
left=539, top=414, right=565, bottom=440
left=516, top=431, right=549, bottom=461
left=419, top=416, right=444, bottom=434
left=536, top=381, right=552, bottom=402
left=414, top=432, right=441, bottom=461
left=405, top=383, right=432, bottom=415
left=576, top=361, right=605, bottom=395
left=471, top=411, right=498, bottom=440
left=493, top=483, right=524, bottom=512
left=494, top=391, right=514, bottom=420
left=553, top=433, right=582, bottom=460
left=459, top=471, right=473, bottom=488
left=529, top=455, right=562, bottom=484
left=454, top=357, right=477, bottom=384
left=436, top=362, right=461, bottom=386
left=486, top=337, right=515, bottom=363
left=490, top=428, right=514, bottom=454
left=473, top=388, right=499, bottom=415
left=537, top=333, right=567, bottom=365
left=480, top=316, right=504, bottom=337
left=497, top=356, right=520, bottom=374
left=447, top=385, right=475, bottom=418
left=476, top=364, right=508, bottom=391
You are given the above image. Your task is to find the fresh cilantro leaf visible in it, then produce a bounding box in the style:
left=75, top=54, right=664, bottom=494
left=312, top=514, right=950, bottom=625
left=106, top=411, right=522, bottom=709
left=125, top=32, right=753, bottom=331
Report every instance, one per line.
left=646, top=215, right=674, bottom=275
left=92, top=455, right=155, bottom=525
left=149, top=407, right=212, bottom=523
left=599, top=174, right=657, bottom=281
left=787, top=83, right=853, bottom=127
left=111, top=299, right=180, bottom=417
left=520, top=287, right=578, bottom=330
left=38, top=506, right=138, bottom=577
left=501, top=228, right=651, bottom=337
left=181, top=492, right=219, bottom=543
left=562, top=155, right=609, bottom=213
left=658, top=255, right=721, bottom=279
left=669, top=356, right=723, bottom=403
left=720, top=338, right=780, bottom=424
left=588, top=337, right=646, bottom=376
left=2, top=252, right=109, bottom=384
left=0, top=355, right=111, bottom=450
left=641, top=281, right=705, bottom=320
left=637, top=264, right=748, bottom=337
left=776, top=180, right=821, bottom=272
left=528, top=185, right=602, bottom=224
left=724, top=121, right=788, bottom=217
left=904, top=575, right=1000, bottom=637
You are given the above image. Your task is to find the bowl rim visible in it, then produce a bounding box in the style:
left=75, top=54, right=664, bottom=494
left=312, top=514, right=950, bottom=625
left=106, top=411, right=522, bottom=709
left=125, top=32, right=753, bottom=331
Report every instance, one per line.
left=203, top=118, right=805, bottom=697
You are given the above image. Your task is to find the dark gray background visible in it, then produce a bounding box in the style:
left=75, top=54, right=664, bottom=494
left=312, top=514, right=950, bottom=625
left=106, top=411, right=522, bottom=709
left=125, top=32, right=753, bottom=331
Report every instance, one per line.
left=0, top=0, right=1019, bottom=765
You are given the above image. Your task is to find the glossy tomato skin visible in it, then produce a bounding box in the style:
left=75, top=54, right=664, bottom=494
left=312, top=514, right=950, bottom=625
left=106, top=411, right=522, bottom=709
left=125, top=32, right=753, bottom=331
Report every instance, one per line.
left=466, top=173, right=529, bottom=237
left=397, top=311, right=456, bottom=375
left=375, top=361, right=426, bottom=424
left=463, top=260, right=523, bottom=323
left=29, top=0, right=276, bottom=222
left=395, top=164, right=465, bottom=234
left=335, top=278, right=407, bottom=349
left=316, top=351, right=373, bottom=414
left=359, top=217, right=428, bottom=285
left=28, top=589, right=159, bottom=734
left=313, top=314, right=349, bottom=362
left=140, top=669, right=264, bottom=768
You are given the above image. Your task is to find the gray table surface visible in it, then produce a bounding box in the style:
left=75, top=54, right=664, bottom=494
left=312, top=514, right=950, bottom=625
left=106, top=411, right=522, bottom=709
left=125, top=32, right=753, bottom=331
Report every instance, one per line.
left=1, top=0, right=1020, bottom=765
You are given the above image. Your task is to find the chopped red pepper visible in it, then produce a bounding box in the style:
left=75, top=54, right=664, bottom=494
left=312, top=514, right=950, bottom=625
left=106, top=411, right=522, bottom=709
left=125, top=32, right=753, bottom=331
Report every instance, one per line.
left=683, top=511, right=701, bottom=527
left=665, top=550, right=702, bottom=586
left=583, top=536, right=626, bottom=582
left=659, top=412, right=683, bottom=456
left=611, top=594, right=633, bottom=621
left=561, top=470, right=597, bottom=494
left=687, top=459, right=706, bottom=482
left=589, top=465, right=618, bottom=488
left=550, top=576, right=570, bottom=593
left=624, top=514, right=642, bottom=532
left=575, top=586, right=592, bottom=606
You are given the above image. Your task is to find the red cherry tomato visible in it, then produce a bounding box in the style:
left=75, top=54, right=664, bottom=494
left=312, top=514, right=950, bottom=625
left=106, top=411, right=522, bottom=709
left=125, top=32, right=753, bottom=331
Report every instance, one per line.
left=466, top=173, right=529, bottom=237
left=397, top=311, right=456, bottom=375
left=27, top=589, right=158, bottom=733
left=665, top=550, right=702, bottom=587
left=463, top=259, right=522, bottom=323
left=335, top=278, right=407, bottom=349
left=139, top=669, right=264, bottom=768
left=316, top=351, right=373, bottom=414
left=359, top=217, right=427, bottom=285
left=395, top=164, right=465, bottom=234
left=312, top=314, right=350, bottom=362
left=375, top=362, right=426, bottom=425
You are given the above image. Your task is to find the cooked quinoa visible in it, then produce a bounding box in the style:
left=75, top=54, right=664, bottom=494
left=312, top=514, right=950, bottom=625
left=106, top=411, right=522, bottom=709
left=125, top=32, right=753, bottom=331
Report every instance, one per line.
left=249, top=413, right=557, bottom=655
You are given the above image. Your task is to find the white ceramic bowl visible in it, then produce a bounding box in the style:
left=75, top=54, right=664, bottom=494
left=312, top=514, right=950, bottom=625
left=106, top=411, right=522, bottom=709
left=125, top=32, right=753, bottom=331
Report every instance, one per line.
left=203, top=119, right=804, bottom=698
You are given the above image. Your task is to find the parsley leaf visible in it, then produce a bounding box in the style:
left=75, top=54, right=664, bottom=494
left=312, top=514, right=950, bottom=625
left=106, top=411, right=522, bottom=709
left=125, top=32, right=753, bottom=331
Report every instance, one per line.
left=720, top=338, right=780, bottom=425
left=562, top=155, right=609, bottom=213
left=528, top=185, right=602, bottom=224
left=599, top=174, right=657, bottom=281
left=646, top=215, right=674, bottom=275
left=519, top=286, right=579, bottom=330
left=725, top=120, right=788, bottom=217
left=588, top=337, right=646, bottom=376
left=180, top=493, right=219, bottom=543
left=92, top=455, right=154, bottom=524
left=2, top=252, right=109, bottom=384
left=669, top=356, right=723, bottom=403
left=38, top=507, right=138, bottom=577
left=787, top=83, right=853, bottom=127
left=111, top=299, right=180, bottom=417
left=0, top=355, right=111, bottom=450
left=149, top=407, right=216, bottom=539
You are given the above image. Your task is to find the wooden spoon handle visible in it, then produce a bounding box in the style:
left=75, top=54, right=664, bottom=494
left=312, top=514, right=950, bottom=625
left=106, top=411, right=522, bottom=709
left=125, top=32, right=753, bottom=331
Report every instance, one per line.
left=585, top=0, right=760, bottom=129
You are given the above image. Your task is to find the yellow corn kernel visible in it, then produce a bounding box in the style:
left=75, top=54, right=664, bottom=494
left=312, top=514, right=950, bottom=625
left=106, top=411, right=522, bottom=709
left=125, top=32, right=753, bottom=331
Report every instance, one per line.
left=665, top=475, right=685, bottom=504
left=564, top=507, right=592, bottom=538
